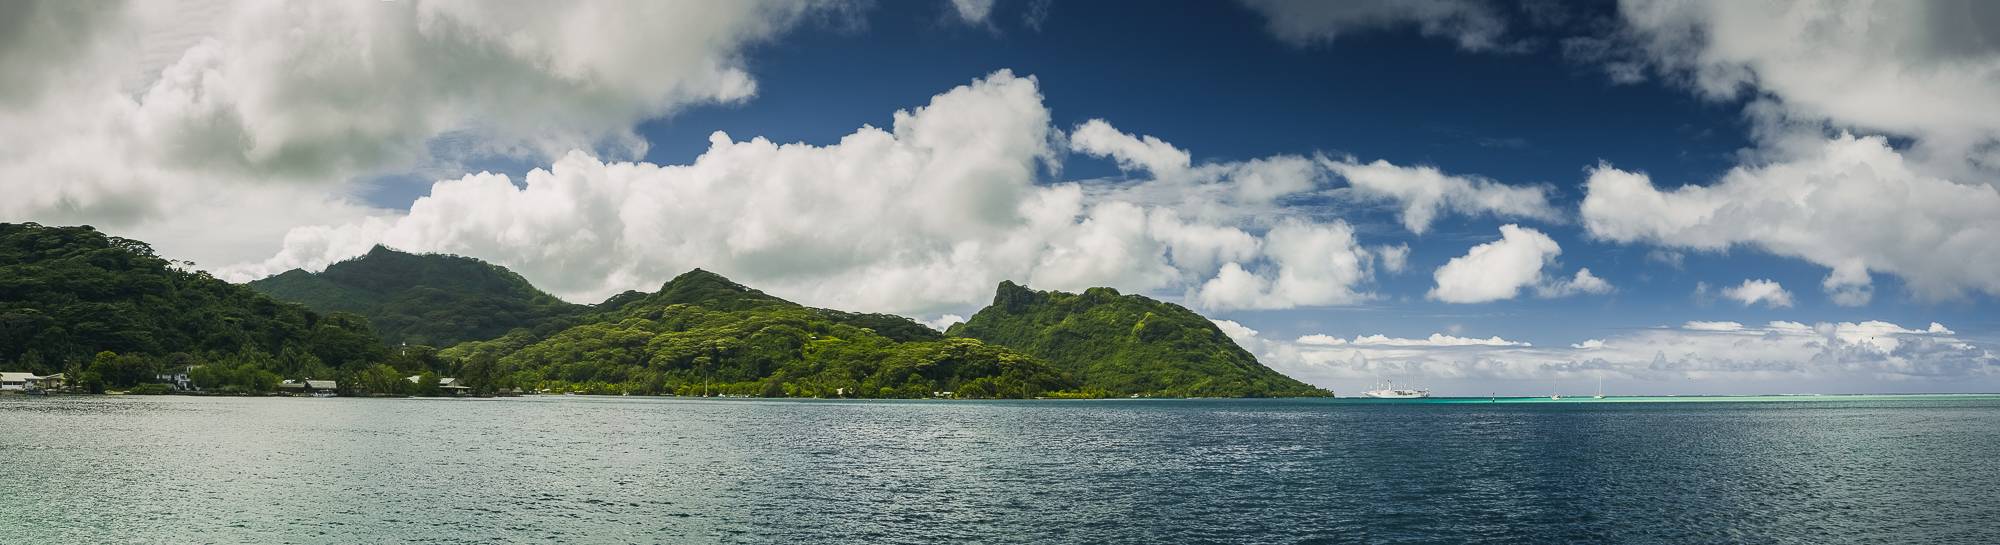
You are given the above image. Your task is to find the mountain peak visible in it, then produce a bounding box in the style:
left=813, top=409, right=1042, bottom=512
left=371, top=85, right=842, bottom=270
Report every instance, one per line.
left=955, top=280, right=1328, bottom=397
left=648, top=268, right=792, bottom=311
left=993, top=280, right=1045, bottom=313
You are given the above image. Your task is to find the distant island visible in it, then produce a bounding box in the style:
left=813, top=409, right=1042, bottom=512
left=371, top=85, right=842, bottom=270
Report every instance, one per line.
left=1, top=223, right=1329, bottom=398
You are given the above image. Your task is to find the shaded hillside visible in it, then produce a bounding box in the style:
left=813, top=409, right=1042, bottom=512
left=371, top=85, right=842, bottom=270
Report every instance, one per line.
left=440, top=269, right=1071, bottom=398
left=249, top=246, right=585, bottom=346
left=949, top=281, right=1329, bottom=397
left=0, top=223, right=386, bottom=388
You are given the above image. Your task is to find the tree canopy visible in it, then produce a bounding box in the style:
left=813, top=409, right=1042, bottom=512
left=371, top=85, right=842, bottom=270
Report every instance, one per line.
left=0, top=223, right=388, bottom=377
left=949, top=281, right=1330, bottom=397
left=248, top=245, right=586, bottom=346
left=441, top=269, right=1072, bottom=397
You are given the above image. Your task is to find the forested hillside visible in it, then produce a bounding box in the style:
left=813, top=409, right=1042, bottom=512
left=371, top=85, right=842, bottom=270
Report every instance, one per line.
left=950, top=281, right=1330, bottom=397
left=248, top=246, right=585, bottom=346
left=441, top=270, right=1075, bottom=397
left=0, top=223, right=388, bottom=391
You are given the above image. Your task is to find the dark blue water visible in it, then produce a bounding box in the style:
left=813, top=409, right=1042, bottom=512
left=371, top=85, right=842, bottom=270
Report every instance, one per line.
left=2, top=395, right=1997, bottom=544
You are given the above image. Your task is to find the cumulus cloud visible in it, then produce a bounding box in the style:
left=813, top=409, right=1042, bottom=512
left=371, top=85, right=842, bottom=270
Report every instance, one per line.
left=1230, top=319, right=1998, bottom=394
left=1323, top=157, right=1558, bottom=234
left=1069, top=119, right=1193, bottom=178
left=233, top=71, right=1384, bottom=315
left=1538, top=268, right=1614, bottom=298
left=1193, top=219, right=1374, bottom=311
left=1581, top=134, right=2000, bottom=301
left=1072, top=120, right=1326, bottom=225
left=1611, top=0, right=2000, bottom=181
left=1429, top=225, right=1609, bottom=303
left=1239, top=0, right=1511, bottom=51
left=0, top=0, right=847, bottom=268
left=1720, top=279, right=1794, bottom=308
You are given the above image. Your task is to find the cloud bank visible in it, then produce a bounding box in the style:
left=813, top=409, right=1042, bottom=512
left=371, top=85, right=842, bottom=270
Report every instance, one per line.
left=1223, top=318, right=1998, bottom=394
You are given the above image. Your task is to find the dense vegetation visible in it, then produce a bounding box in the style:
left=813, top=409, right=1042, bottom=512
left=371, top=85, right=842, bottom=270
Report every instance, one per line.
left=441, top=270, right=1074, bottom=397
left=4, top=222, right=1325, bottom=399
left=949, top=281, right=1330, bottom=397
left=248, top=245, right=585, bottom=346
left=0, top=223, right=393, bottom=392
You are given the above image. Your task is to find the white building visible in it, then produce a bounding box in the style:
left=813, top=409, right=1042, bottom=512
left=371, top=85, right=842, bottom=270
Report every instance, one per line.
left=1, top=372, right=35, bottom=391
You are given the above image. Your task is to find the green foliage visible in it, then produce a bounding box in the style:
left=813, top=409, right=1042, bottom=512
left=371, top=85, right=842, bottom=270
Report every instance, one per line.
left=949, top=281, right=1331, bottom=398
left=0, top=223, right=386, bottom=377
left=187, top=349, right=285, bottom=393
left=438, top=269, right=1074, bottom=398
left=247, top=245, right=587, bottom=347
left=353, top=363, right=410, bottom=396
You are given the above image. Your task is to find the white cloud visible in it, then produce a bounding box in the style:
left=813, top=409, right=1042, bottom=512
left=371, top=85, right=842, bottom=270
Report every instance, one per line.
left=1296, top=334, right=1346, bottom=346
left=1431, top=225, right=1558, bottom=303
left=1682, top=321, right=1743, bottom=332
left=1073, top=121, right=1326, bottom=224
left=0, top=0, right=848, bottom=268
left=1069, top=119, right=1191, bottom=178
left=232, top=71, right=1384, bottom=316
left=1823, top=261, right=1873, bottom=307
left=1193, top=219, right=1374, bottom=311
left=1351, top=333, right=1530, bottom=347
left=1239, top=0, right=1510, bottom=51
left=1720, top=278, right=1794, bottom=308
left=923, top=314, right=966, bottom=331
left=1232, top=318, right=1997, bottom=393
left=1323, top=157, right=1558, bottom=234
left=1611, top=0, right=2000, bottom=182
left=949, top=0, right=996, bottom=24
left=1373, top=243, right=1410, bottom=274
left=1429, top=224, right=1608, bottom=303
left=1581, top=134, right=2000, bottom=301
left=1212, top=319, right=1261, bottom=348
left=1538, top=267, right=1614, bottom=298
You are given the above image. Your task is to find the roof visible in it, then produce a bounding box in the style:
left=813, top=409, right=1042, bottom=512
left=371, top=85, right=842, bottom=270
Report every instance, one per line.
left=1, top=372, right=39, bottom=382
left=304, top=380, right=337, bottom=389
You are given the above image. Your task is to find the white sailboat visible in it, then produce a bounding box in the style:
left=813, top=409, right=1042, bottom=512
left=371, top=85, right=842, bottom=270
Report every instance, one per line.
left=1594, top=377, right=1605, bottom=399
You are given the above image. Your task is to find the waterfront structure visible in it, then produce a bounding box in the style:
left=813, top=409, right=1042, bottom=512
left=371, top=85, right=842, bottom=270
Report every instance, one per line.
left=1, top=372, right=34, bottom=391
left=156, top=366, right=198, bottom=391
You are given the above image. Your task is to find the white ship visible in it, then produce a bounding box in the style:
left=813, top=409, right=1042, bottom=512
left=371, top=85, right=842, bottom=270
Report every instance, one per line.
left=1361, top=381, right=1430, bottom=399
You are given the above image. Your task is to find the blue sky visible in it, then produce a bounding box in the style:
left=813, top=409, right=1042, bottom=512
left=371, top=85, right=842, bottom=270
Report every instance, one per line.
left=6, top=0, right=1997, bottom=394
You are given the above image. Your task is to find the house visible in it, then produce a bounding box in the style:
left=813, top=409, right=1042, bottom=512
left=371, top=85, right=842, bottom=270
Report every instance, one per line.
left=32, top=373, right=64, bottom=391
left=155, top=366, right=198, bottom=391
left=404, top=375, right=473, bottom=396
left=278, top=379, right=338, bottom=396
left=1, top=372, right=36, bottom=392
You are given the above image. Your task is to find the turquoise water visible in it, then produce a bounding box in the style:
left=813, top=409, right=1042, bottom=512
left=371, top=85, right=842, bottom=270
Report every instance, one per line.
left=3, top=395, right=1997, bottom=544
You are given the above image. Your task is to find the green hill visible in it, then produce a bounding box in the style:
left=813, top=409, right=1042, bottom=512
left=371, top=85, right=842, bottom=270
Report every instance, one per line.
left=0, top=223, right=387, bottom=390
left=948, top=281, right=1330, bottom=397
left=440, top=269, right=1073, bottom=398
left=248, top=245, right=586, bottom=346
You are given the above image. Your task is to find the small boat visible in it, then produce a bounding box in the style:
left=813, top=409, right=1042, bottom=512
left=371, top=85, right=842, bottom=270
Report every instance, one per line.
left=1593, top=377, right=1606, bottom=399
left=1362, top=380, right=1430, bottom=399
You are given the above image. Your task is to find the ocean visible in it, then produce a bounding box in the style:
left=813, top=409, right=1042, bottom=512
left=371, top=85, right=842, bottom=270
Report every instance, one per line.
left=3, top=395, right=1996, bottom=544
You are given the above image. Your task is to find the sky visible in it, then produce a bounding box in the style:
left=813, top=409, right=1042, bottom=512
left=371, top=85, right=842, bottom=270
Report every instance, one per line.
left=3, top=0, right=1997, bottom=395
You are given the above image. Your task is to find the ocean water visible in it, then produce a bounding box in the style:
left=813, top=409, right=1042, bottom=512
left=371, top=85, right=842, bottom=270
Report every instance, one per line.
left=2, top=395, right=1997, bottom=544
